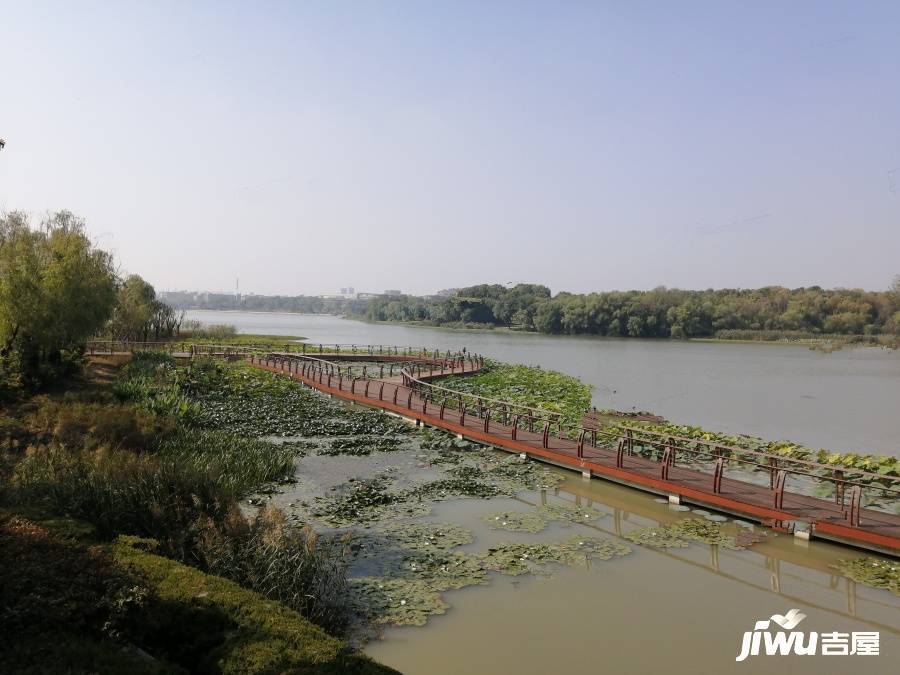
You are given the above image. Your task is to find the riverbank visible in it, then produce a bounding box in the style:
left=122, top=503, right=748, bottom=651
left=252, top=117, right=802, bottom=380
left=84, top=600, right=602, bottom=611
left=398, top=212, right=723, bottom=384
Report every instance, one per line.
left=0, top=356, right=397, bottom=673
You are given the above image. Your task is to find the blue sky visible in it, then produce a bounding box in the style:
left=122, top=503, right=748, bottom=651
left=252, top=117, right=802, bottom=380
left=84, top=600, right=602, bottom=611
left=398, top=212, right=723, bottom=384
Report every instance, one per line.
left=1, top=1, right=899, bottom=295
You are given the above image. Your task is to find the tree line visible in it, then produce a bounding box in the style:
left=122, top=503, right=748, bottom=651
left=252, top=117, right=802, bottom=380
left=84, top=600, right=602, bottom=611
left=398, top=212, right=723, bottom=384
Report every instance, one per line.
left=160, top=290, right=367, bottom=316
left=362, top=282, right=900, bottom=338
left=0, top=211, right=181, bottom=393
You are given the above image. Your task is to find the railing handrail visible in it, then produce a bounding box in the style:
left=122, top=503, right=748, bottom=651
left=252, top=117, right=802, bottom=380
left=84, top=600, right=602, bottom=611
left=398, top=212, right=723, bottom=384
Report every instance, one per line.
left=86, top=339, right=468, bottom=357
left=252, top=351, right=900, bottom=508
left=400, top=366, right=562, bottom=422
left=615, top=425, right=900, bottom=488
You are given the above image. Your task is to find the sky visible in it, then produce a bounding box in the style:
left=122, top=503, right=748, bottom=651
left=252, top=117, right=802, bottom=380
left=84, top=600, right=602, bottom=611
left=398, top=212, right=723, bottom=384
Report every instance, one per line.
left=1, top=0, right=899, bottom=296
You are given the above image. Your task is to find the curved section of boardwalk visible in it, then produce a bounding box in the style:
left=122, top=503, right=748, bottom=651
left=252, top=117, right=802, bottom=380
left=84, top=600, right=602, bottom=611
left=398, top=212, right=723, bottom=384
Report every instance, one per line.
left=245, top=350, right=900, bottom=556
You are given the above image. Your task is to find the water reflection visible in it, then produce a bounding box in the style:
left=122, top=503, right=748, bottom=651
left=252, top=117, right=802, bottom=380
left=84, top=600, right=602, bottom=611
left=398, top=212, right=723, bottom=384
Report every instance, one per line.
left=366, top=470, right=898, bottom=675
left=528, top=476, right=899, bottom=632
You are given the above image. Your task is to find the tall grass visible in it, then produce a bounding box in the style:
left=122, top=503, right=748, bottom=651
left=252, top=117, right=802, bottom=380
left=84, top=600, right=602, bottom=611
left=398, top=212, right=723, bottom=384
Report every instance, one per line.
left=197, top=506, right=351, bottom=634
left=7, top=351, right=355, bottom=634
left=12, top=431, right=294, bottom=542
left=114, top=351, right=201, bottom=423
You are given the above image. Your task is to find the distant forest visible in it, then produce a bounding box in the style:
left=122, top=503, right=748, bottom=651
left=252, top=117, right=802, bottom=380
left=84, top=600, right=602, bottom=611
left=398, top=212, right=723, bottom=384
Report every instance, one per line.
left=162, top=281, right=900, bottom=340
left=160, top=291, right=366, bottom=316
left=362, top=282, right=900, bottom=339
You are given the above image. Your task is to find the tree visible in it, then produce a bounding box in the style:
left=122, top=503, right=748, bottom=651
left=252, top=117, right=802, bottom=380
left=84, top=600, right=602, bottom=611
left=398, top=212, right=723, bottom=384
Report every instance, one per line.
left=0, top=211, right=117, bottom=388
left=110, top=275, right=157, bottom=341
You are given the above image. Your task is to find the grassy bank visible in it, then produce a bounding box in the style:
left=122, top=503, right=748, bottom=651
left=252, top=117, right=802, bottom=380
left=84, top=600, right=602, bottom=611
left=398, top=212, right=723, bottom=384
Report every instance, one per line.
left=0, top=509, right=395, bottom=674
left=0, top=354, right=399, bottom=672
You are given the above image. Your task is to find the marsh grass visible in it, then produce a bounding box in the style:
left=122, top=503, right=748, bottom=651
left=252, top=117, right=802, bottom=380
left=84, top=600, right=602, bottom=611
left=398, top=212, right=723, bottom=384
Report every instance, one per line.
left=196, top=506, right=351, bottom=634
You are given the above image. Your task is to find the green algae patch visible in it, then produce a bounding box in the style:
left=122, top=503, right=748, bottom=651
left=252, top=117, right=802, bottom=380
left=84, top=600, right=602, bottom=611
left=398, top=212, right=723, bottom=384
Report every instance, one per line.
left=538, top=503, right=605, bottom=525
left=483, top=503, right=605, bottom=533
left=483, top=511, right=549, bottom=533
left=347, top=522, right=630, bottom=629
left=479, top=537, right=631, bottom=576
left=318, top=436, right=405, bottom=457
left=311, top=474, right=429, bottom=526
left=832, top=556, right=900, bottom=594
left=624, top=518, right=766, bottom=550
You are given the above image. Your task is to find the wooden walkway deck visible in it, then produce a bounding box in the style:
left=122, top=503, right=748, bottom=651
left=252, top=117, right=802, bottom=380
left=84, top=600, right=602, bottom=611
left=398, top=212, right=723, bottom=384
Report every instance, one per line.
left=250, top=353, right=900, bottom=556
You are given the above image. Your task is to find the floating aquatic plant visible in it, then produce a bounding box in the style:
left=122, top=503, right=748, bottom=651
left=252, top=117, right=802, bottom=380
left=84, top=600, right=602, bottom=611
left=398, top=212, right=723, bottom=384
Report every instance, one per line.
left=624, top=518, right=762, bottom=550
left=482, top=503, right=606, bottom=533
left=318, top=435, right=405, bottom=457
left=832, top=556, right=900, bottom=594
left=482, top=511, right=549, bottom=533
left=480, top=537, right=631, bottom=576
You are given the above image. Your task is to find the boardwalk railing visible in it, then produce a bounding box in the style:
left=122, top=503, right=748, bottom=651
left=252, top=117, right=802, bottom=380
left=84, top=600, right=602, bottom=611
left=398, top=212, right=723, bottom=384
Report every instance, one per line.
left=86, top=339, right=467, bottom=359
left=86, top=340, right=192, bottom=354
left=250, top=349, right=900, bottom=534
left=96, top=341, right=897, bottom=539
left=595, top=425, right=900, bottom=526
left=400, top=364, right=564, bottom=436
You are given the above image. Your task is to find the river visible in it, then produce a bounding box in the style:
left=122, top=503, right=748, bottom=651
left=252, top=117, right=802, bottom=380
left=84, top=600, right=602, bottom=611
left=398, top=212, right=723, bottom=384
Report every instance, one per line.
left=186, top=310, right=900, bottom=457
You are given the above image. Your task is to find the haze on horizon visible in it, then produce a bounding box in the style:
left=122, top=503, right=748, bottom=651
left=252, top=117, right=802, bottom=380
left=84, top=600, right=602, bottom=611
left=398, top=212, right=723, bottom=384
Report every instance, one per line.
left=1, top=1, right=898, bottom=297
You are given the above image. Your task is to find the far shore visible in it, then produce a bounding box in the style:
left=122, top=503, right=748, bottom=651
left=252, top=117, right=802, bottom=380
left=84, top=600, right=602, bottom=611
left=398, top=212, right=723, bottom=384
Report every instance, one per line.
left=182, top=309, right=897, bottom=351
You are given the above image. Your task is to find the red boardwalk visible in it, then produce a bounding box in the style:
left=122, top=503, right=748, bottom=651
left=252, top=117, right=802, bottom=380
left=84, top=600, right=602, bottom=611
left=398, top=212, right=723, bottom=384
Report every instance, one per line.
left=246, top=350, right=900, bottom=556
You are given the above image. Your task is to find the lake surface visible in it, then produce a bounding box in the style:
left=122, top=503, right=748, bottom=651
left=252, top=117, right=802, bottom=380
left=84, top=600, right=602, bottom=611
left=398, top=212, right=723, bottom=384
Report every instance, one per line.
left=187, top=310, right=900, bottom=456
left=366, top=473, right=900, bottom=675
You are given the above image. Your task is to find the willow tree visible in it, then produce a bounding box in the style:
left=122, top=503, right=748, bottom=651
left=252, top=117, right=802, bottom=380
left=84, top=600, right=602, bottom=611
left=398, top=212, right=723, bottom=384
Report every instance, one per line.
left=0, top=211, right=117, bottom=389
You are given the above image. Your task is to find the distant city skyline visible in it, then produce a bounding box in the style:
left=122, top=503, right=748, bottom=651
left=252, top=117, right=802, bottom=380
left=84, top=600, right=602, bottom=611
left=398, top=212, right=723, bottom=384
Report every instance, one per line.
left=2, top=1, right=899, bottom=295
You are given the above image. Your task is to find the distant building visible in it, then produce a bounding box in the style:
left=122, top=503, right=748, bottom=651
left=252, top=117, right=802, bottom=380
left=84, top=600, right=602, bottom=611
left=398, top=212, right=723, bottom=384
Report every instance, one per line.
left=339, top=287, right=355, bottom=296
left=384, top=289, right=402, bottom=296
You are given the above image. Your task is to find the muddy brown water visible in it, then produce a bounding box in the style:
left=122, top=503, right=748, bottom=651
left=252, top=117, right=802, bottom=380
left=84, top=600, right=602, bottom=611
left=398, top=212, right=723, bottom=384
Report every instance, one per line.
left=363, top=472, right=900, bottom=675
left=256, top=427, right=899, bottom=675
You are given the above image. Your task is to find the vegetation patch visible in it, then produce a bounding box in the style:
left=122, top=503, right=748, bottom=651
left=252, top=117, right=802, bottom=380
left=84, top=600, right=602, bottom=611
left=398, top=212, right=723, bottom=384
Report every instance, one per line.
left=183, top=361, right=410, bottom=438
left=112, top=534, right=397, bottom=674
left=347, top=521, right=630, bottom=628
left=479, top=537, right=631, bottom=576
left=624, top=518, right=766, bottom=550
left=312, top=474, right=427, bottom=526
left=483, top=504, right=605, bottom=533
left=483, top=511, right=548, bottom=533
left=318, top=435, right=405, bottom=457
left=436, top=362, right=592, bottom=432
left=831, top=556, right=900, bottom=594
